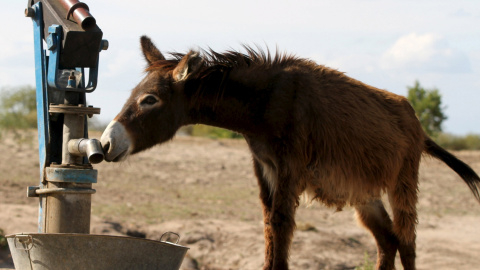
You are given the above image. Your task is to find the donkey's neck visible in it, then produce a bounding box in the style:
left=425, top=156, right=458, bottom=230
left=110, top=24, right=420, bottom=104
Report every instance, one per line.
left=185, top=69, right=274, bottom=136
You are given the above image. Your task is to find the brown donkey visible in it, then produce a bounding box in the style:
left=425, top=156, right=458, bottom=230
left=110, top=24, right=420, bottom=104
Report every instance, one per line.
left=101, top=36, right=480, bottom=270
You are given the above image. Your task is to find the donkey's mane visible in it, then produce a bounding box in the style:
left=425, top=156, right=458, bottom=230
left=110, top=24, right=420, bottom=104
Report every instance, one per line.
left=146, top=47, right=316, bottom=108
left=147, top=46, right=309, bottom=76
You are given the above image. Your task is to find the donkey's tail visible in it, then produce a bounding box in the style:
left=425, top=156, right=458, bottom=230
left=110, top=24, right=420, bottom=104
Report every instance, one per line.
left=425, top=138, right=480, bottom=203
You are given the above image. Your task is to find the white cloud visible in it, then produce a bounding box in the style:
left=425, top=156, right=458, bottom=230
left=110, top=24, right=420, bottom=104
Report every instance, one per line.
left=381, top=33, right=471, bottom=74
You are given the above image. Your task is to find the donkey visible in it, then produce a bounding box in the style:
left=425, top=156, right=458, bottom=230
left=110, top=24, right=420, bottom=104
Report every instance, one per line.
left=100, top=36, right=480, bottom=270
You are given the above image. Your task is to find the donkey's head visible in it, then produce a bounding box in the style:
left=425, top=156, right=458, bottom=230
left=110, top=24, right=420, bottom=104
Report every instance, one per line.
left=101, top=36, right=203, bottom=162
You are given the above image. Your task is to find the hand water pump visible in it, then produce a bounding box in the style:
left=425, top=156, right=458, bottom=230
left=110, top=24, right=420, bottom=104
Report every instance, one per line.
left=6, top=1, right=188, bottom=269
left=25, top=0, right=107, bottom=234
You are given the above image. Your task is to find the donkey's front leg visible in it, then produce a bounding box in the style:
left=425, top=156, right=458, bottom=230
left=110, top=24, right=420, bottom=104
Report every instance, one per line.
left=270, top=172, right=299, bottom=270
left=270, top=201, right=296, bottom=269
left=253, top=160, right=274, bottom=269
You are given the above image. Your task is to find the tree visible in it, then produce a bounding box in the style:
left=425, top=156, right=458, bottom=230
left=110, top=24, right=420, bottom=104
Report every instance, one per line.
left=407, top=80, right=447, bottom=137
left=0, top=85, right=37, bottom=129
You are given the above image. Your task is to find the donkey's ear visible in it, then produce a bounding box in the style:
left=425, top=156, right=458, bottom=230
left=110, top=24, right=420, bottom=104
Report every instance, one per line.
left=140, top=35, right=165, bottom=65
left=172, top=51, right=203, bottom=82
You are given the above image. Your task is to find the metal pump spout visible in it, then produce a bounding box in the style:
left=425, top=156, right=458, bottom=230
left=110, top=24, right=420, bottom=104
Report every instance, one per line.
left=68, top=138, right=104, bottom=164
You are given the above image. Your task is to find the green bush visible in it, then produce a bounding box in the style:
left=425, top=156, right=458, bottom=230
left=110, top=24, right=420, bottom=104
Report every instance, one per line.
left=436, top=133, right=480, bottom=151
left=187, top=124, right=243, bottom=139
left=0, top=85, right=107, bottom=134
left=0, top=228, right=7, bottom=250
left=0, top=85, right=37, bottom=130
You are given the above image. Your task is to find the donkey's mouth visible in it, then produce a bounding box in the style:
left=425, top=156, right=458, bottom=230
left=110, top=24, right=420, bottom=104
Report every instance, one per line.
left=102, top=141, right=129, bottom=162
left=111, top=149, right=129, bottom=162
left=101, top=120, right=132, bottom=162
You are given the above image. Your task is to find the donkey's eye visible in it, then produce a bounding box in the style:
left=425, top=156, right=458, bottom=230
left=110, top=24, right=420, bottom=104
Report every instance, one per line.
left=139, top=94, right=160, bottom=106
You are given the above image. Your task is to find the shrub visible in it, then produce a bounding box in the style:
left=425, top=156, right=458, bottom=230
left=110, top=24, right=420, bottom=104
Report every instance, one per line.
left=188, top=124, right=243, bottom=139
left=436, top=133, right=480, bottom=151
left=0, top=229, right=7, bottom=250
left=0, top=85, right=37, bottom=130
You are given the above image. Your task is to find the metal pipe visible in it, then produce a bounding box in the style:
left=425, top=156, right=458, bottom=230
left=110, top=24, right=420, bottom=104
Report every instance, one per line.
left=59, top=0, right=96, bottom=31
left=68, top=138, right=104, bottom=164
left=36, top=187, right=96, bottom=195
left=45, top=182, right=92, bottom=234
left=62, top=113, right=85, bottom=165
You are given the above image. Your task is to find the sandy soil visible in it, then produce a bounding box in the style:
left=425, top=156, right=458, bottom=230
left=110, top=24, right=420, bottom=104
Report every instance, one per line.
left=0, top=130, right=479, bottom=269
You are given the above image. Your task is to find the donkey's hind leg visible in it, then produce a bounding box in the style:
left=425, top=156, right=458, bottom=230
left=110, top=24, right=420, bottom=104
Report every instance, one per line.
left=388, top=164, right=419, bottom=270
left=355, top=200, right=398, bottom=270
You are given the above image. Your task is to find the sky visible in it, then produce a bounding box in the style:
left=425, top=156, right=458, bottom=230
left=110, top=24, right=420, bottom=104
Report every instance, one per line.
left=2, top=1, right=479, bottom=135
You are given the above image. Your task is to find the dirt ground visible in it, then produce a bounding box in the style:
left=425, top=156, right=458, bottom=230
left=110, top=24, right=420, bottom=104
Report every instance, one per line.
left=0, top=130, right=479, bottom=269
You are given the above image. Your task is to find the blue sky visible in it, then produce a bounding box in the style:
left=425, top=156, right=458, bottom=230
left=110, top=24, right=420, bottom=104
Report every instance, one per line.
left=2, top=1, right=479, bottom=134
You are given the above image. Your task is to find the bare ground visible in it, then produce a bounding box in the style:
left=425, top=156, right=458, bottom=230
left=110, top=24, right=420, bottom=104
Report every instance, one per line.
left=0, top=130, right=479, bottom=269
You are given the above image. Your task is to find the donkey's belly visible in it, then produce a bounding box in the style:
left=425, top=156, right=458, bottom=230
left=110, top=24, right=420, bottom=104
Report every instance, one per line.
left=303, top=176, right=386, bottom=210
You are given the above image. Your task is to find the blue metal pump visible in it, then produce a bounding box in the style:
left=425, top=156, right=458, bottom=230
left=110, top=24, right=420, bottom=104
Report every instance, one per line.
left=25, top=0, right=108, bottom=233
left=6, top=3, right=189, bottom=269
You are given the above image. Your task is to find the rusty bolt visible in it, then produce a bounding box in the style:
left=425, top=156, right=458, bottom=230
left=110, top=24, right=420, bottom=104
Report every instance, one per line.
left=100, top=40, right=109, bottom=51
left=25, top=8, right=35, bottom=18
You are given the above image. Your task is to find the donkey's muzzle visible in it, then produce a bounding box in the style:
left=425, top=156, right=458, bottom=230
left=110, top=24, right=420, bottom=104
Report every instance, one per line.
left=100, top=120, right=132, bottom=162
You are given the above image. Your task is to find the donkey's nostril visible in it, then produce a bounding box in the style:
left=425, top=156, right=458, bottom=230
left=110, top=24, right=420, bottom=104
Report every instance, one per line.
left=102, top=141, right=110, bottom=153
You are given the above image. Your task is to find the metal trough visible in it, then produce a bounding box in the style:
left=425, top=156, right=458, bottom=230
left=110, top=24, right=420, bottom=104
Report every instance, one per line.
left=7, top=233, right=188, bottom=270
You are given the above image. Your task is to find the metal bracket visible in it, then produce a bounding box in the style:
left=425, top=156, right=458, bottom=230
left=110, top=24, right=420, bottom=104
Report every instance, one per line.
left=49, top=104, right=101, bottom=116
left=45, top=27, right=108, bottom=93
